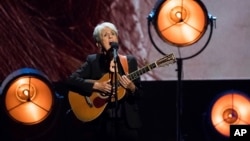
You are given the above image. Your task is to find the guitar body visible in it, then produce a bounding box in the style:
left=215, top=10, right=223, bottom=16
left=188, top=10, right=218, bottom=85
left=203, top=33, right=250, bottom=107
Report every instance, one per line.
left=68, top=53, right=176, bottom=122
left=68, top=73, right=126, bottom=122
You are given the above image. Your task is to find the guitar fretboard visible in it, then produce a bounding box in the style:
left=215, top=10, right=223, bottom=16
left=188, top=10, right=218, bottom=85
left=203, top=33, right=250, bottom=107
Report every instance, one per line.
left=127, top=62, right=157, bottom=81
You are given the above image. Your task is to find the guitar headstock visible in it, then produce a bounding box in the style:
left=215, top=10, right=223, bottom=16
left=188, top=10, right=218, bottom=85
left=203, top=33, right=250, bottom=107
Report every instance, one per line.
left=156, top=53, right=176, bottom=67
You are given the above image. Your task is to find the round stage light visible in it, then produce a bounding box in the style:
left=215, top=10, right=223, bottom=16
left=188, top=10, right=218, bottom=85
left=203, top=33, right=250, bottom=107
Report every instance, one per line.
left=0, top=68, right=55, bottom=125
left=154, top=0, right=208, bottom=47
left=210, top=92, right=250, bottom=137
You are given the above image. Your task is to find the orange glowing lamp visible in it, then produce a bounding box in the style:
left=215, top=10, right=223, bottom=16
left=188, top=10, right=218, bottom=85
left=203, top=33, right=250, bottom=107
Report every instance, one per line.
left=210, top=92, right=250, bottom=137
left=155, top=0, right=208, bottom=47
left=0, top=68, right=54, bottom=125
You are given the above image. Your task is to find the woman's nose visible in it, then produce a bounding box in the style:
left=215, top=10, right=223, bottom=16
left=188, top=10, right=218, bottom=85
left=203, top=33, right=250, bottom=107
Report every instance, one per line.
left=108, top=34, right=113, bottom=38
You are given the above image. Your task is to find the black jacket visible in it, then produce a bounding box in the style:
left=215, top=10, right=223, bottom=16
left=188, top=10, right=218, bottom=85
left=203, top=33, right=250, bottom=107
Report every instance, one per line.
left=66, top=53, right=143, bottom=128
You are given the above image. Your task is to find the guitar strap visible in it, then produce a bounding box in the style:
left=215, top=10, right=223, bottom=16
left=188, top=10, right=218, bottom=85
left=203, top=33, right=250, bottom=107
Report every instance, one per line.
left=118, top=55, right=129, bottom=75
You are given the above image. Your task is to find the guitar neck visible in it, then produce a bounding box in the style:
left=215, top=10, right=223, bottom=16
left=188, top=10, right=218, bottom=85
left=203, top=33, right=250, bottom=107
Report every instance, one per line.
left=127, top=62, right=157, bottom=81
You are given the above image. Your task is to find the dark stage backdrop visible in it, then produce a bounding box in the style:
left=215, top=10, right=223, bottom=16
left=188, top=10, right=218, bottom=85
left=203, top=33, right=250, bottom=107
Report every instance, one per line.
left=0, top=80, right=249, bottom=141
left=0, top=0, right=250, bottom=82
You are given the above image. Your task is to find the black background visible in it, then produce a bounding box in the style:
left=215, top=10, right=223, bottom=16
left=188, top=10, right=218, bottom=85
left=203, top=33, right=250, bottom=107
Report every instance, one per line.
left=1, top=80, right=249, bottom=141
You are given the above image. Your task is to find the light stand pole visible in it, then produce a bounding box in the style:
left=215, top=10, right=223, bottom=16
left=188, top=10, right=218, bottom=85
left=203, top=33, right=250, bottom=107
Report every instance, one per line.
left=176, top=58, right=183, bottom=141
left=147, top=0, right=216, bottom=140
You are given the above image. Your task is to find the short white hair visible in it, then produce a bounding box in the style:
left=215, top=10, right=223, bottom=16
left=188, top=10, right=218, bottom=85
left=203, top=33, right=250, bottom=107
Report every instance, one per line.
left=93, top=22, right=118, bottom=43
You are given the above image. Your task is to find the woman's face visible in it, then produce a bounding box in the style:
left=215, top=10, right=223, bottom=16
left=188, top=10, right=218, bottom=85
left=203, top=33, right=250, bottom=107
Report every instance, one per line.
left=99, top=27, right=118, bottom=52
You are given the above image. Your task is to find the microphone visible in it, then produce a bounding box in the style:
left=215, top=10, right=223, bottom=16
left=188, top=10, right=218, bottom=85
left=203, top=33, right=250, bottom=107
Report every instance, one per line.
left=110, top=42, right=119, bottom=62
left=110, top=42, right=119, bottom=50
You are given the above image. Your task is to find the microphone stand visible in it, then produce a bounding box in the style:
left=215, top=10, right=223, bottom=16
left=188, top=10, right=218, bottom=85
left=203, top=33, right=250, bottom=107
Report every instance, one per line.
left=112, top=46, right=119, bottom=113
left=110, top=42, right=119, bottom=140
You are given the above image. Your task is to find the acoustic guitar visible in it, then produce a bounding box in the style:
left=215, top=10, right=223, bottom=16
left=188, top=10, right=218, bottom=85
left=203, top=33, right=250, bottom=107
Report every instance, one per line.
left=68, top=53, right=176, bottom=122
